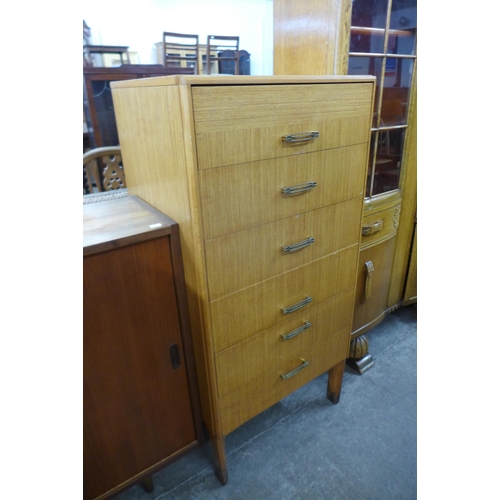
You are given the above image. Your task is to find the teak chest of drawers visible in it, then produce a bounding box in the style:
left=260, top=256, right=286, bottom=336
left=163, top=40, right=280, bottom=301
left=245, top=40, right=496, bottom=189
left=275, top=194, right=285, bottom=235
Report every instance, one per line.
left=111, top=75, right=375, bottom=483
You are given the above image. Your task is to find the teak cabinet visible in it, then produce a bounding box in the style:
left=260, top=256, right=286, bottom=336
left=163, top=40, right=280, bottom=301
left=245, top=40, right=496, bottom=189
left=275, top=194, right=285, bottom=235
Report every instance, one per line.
left=111, top=75, right=375, bottom=483
left=83, top=195, right=204, bottom=499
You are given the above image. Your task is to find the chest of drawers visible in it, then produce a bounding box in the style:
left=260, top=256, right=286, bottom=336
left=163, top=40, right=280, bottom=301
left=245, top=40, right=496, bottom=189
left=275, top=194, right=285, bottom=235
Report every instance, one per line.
left=111, top=75, right=375, bottom=484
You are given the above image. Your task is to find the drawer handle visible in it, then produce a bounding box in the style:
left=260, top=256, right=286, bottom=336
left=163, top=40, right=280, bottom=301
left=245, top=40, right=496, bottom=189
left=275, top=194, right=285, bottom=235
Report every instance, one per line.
left=282, top=131, right=320, bottom=143
left=281, top=181, right=317, bottom=196
left=282, top=237, right=315, bottom=253
left=281, top=321, right=311, bottom=340
left=282, top=296, right=313, bottom=314
left=362, top=220, right=384, bottom=236
left=281, top=358, right=310, bottom=380
left=364, top=261, right=375, bottom=299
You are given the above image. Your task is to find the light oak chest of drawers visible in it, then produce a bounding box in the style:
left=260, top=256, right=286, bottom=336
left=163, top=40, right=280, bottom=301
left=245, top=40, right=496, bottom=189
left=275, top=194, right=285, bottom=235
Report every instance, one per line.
left=111, top=75, right=375, bottom=484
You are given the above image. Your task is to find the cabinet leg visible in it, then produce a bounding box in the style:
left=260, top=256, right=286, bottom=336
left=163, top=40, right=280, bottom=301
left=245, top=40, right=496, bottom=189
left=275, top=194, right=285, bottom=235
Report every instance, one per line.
left=346, top=335, right=375, bottom=374
left=210, top=434, right=228, bottom=485
left=326, top=359, right=345, bottom=404
left=141, top=474, right=155, bottom=493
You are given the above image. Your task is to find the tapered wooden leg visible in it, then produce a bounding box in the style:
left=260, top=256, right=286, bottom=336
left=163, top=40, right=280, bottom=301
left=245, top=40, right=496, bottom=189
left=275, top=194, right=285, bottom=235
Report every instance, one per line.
left=326, top=359, right=346, bottom=404
left=210, top=434, right=228, bottom=485
left=140, top=474, right=155, bottom=493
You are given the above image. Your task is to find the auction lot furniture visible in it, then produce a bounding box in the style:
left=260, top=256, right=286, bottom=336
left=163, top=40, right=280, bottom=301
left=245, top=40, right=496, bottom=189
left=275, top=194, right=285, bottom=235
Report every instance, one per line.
left=111, top=75, right=375, bottom=483
left=83, top=195, right=204, bottom=499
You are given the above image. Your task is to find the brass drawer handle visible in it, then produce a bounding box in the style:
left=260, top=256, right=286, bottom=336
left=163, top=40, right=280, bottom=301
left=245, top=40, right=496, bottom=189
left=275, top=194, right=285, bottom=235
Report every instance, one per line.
left=282, top=296, right=313, bottom=314
left=362, top=220, right=384, bottom=236
left=282, top=131, right=320, bottom=143
left=281, top=181, right=317, bottom=196
left=281, top=358, right=310, bottom=380
left=282, top=237, right=315, bottom=253
left=364, top=261, right=375, bottom=299
left=281, top=321, right=311, bottom=340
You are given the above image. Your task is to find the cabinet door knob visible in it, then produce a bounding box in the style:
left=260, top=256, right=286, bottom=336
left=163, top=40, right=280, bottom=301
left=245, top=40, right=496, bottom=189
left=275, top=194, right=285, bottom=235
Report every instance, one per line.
left=364, top=261, right=375, bottom=299
left=169, top=343, right=181, bottom=369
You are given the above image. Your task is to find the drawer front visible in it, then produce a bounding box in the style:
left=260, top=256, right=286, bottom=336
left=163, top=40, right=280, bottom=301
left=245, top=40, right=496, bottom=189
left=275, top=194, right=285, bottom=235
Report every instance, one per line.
left=192, top=83, right=373, bottom=169
left=199, top=144, right=368, bottom=240
left=205, top=197, right=363, bottom=300
left=210, top=244, right=358, bottom=353
left=360, top=202, right=401, bottom=249
left=216, top=288, right=355, bottom=434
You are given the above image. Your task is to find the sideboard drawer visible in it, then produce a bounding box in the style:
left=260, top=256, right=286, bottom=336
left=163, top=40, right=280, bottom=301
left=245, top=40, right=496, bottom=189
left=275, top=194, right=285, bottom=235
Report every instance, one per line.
left=210, top=244, right=358, bottom=352
left=199, top=144, right=368, bottom=239
left=193, top=83, right=374, bottom=169
left=205, top=197, right=363, bottom=300
left=360, top=201, right=401, bottom=249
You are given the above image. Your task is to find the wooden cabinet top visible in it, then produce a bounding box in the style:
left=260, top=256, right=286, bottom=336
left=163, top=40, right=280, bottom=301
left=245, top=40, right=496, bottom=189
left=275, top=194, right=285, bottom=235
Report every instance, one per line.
left=83, top=195, right=177, bottom=256
left=110, top=74, right=376, bottom=89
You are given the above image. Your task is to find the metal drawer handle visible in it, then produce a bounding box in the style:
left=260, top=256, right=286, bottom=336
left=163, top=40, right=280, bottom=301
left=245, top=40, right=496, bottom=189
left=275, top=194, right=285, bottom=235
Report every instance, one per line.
left=281, top=181, right=317, bottom=196
left=281, top=321, right=311, bottom=340
left=282, top=131, right=320, bottom=143
left=282, top=237, right=315, bottom=253
left=282, top=296, right=312, bottom=315
left=364, top=261, right=375, bottom=299
left=281, top=358, right=310, bottom=380
left=362, top=220, right=384, bottom=236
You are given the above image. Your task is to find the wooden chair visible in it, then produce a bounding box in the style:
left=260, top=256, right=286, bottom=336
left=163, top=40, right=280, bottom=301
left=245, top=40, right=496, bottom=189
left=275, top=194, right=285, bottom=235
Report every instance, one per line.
left=83, top=146, right=126, bottom=194
left=206, top=35, right=239, bottom=75
left=162, top=32, right=199, bottom=74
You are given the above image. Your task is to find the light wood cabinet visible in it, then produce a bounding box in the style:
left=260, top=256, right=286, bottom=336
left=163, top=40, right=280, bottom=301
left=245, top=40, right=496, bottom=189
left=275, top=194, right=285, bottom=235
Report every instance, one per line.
left=273, top=0, right=417, bottom=373
left=83, top=195, right=204, bottom=499
left=111, top=75, right=375, bottom=483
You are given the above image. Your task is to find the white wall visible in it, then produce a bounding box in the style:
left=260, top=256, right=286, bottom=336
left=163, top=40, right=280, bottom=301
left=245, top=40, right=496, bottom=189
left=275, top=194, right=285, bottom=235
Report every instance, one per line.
left=83, top=0, right=274, bottom=75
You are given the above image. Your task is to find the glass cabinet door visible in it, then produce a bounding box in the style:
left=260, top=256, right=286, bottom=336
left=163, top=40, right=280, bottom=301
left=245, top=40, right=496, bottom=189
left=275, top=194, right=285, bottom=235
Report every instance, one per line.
left=348, top=0, right=417, bottom=197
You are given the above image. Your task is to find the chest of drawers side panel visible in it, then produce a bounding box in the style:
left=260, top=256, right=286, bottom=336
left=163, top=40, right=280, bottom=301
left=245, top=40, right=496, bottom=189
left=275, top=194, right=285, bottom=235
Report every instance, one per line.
left=112, top=83, right=220, bottom=435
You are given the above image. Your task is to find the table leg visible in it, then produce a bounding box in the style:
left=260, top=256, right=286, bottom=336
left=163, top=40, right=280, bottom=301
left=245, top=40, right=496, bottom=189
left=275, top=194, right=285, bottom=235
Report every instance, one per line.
left=326, top=359, right=346, bottom=404
left=210, top=433, right=228, bottom=485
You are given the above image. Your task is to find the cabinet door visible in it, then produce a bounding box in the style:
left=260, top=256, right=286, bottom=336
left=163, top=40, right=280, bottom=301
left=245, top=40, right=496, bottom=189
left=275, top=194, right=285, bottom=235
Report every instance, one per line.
left=83, top=236, right=196, bottom=500
left=352, top=236, right=396, bottom=334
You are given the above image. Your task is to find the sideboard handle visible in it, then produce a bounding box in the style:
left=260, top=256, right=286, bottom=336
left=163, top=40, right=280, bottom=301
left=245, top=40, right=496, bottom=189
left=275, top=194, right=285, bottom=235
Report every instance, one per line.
left=362, top=220, right=384, bottom=236
left=282, top=237, right=315, bottom=253
left=364, top=261, right=375, bottom=299
left=281, top=181, right=317, bottom=195
left=281, top=296, right=313, bottom=314
left=280, top=358, right=310, bottom=380
left=282, top=131, right=320, bottom=143
left=281, top=321, right=311, bottom=340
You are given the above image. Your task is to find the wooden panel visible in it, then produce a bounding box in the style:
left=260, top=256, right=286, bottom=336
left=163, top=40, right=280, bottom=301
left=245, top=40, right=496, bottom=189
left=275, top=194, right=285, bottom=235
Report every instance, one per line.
left=205, top=197, right=363, bottom=300
left=199, top=144, right=368, bottom=239
left=403, top=224, right=417, bottom=304
left=192, top=83, right=373, bottom=168
left=217, top=289, right=355, bottom=435
left=83, top=196, right=175, bottom=255
left=273, top=0, right=352, bottom=76
left=83, top=237, right=196, bottom=499
left=210, top=244, right=358, bottom=352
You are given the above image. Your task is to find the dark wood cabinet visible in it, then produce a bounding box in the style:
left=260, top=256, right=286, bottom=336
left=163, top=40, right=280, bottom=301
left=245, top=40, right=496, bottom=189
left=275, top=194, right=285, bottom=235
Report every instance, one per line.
left=83, top=65, right=193, bottom=148
left=83, top=195, right=204, bottom=500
